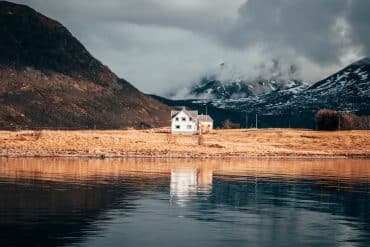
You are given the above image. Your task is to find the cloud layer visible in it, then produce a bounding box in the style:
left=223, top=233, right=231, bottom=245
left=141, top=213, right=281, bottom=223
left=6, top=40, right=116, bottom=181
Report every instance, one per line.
left=12, top=0, right=370, bottom=96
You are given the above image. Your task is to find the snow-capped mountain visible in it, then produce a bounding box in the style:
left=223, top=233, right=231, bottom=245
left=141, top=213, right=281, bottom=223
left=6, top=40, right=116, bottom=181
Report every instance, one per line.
left=197, top=57, right=370, bottom=115
left=188, top=76, right=306, bottom=99
left=154, top=58, right=370, bottom=128
left=308, top=57, right=370, bottom=97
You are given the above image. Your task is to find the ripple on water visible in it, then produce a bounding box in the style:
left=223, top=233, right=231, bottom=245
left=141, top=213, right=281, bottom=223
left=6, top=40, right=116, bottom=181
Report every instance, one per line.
left=0, top=158, right=369, bottom=246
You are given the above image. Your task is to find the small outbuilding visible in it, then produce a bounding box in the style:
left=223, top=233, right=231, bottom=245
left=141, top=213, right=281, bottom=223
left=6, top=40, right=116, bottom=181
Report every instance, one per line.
left=197, top=114, right=213, bottom=133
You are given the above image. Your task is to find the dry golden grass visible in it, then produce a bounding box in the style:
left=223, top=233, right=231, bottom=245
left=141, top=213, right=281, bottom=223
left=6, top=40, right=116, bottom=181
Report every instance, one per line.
left=0, top=128, right=369, bottom=158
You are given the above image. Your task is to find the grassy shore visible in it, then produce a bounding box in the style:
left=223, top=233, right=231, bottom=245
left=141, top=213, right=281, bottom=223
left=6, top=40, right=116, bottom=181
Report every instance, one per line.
left=0, top=128, right=369, bottom=159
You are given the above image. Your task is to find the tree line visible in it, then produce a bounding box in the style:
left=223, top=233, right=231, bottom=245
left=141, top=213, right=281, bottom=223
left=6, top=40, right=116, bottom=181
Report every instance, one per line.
left=316, top=109, right=370, bottom=130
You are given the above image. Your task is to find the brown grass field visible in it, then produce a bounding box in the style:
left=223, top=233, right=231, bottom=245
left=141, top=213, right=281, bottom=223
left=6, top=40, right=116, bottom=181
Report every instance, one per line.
left=0, top=128, right=369, bottom=158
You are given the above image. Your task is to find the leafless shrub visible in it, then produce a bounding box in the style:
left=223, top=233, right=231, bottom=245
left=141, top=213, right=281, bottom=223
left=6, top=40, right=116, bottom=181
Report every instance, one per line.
left=316, top=109, right=370, bottom=130
left=316, top=109, right=339, bottom=130
left=339, top=114, right=355, bottom=130
left=351, top=115, right=370, bottom=130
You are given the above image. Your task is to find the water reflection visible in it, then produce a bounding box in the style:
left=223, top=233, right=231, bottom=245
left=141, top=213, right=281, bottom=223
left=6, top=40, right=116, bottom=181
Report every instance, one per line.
left=170, top=168, right=213, bottom=206
left=0, top=158, right=369, bottom=246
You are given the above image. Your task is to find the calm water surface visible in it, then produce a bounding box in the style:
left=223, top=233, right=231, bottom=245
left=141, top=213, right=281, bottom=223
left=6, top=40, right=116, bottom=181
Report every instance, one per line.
left=0, top=158, right=370, bottom=246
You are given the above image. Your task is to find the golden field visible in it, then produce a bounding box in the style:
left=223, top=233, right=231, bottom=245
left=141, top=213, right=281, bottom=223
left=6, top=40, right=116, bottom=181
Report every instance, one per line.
left=0, top=128, right=369, bottom=158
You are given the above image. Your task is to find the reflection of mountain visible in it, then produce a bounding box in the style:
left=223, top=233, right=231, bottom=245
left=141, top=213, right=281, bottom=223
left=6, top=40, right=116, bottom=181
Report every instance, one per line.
left=189, top=176, right=370, bottom=245
left=0, top=158, right=369, bottom=246
left=1, top=180, right=130, bottom=246
left=0, top=159, right=171, bottom=247
left=210, top=175, right=370, bottom=214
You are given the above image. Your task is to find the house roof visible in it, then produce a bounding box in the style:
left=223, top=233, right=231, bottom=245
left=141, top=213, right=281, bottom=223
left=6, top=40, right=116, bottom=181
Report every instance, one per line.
left=197, top=114, right=213, bottom=122
left=171, top=107, right=213, bottom=122
left=171, top=107, right=198, bottom=119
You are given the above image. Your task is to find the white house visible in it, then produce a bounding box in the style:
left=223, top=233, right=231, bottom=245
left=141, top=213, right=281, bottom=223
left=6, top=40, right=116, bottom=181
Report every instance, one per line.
left=171, top=108, right=198, bottom=134
left=171, top=107, right=213, bottom=134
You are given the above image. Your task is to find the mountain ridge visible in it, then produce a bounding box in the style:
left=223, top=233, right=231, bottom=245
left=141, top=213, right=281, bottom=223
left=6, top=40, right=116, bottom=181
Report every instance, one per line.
left=186, top=76, right=306, bottom=100
left=0, top=1, right=170, bottom=129
left=154, top=57, right=370, bottom=128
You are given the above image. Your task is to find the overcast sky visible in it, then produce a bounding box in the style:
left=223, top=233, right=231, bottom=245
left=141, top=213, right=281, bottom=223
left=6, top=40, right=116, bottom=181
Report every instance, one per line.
left=12, top=0, right=370, bottom=96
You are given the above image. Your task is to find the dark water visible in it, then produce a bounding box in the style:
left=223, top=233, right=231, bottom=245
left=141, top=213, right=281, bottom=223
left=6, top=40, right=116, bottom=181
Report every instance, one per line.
left=0, top=158, right=370, bottom=247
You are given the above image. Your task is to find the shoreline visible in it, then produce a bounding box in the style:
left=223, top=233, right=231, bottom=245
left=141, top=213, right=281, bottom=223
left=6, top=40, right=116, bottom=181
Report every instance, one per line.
left=1, top=128, right=369, bottom=160
left=1, top=152, right=370, bottom=160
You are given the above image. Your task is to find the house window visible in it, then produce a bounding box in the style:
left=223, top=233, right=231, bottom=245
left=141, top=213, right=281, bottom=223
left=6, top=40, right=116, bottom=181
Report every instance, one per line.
left=189, top=117, right=192, bottom=121
left=175, top=117, right=179, bottom=121
left=187, top=125, right=192, bottom=129
left=175, top=125, right=180, bottom=129
left=208, top=124, right=211, bottom=128
left=182, top=117, right=186, bottom=121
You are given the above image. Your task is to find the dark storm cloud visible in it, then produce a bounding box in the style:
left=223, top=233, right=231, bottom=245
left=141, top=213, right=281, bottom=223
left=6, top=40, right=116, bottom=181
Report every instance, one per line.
left=219, top=0, right=351, bottom=64
left=346, top=0, right=370, bottom=55
left=9, top=0, right=370, bottom=95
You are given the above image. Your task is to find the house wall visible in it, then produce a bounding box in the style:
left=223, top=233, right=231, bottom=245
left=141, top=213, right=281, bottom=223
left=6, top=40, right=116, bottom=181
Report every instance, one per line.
left=199, top=121, right=213, bottom=133
left=171, top=111, right=198, bottom=134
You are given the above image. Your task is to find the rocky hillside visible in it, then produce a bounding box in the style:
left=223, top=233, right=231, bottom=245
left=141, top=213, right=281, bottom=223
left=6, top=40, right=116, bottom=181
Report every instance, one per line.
left=0, top=1, right=170, bottom=130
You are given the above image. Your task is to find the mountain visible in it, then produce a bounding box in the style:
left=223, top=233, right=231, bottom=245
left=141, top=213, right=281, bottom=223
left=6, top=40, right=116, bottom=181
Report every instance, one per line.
left=0, top=1, right=170, bottom=130
left=187, top=76, right=306, bottom=99
left=308, top=57, right=370, bottom=97
left=189, top=77, right=254, bottom=99
left=212, top=57, right=370, bottom=114
left=154, top=58, right=370, bottom=128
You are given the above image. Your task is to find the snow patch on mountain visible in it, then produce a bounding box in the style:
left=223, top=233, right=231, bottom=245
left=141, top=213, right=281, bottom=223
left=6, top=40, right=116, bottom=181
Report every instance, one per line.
left=191, top=58, right=370, bottom=115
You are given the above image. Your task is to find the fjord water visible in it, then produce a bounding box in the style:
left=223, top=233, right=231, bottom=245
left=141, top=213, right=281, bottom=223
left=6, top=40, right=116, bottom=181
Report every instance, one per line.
left=0, top=158, right=369, bottom=246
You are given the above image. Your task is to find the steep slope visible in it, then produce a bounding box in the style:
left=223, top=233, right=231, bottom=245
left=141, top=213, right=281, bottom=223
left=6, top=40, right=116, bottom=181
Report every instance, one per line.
left=308, top=57, right=370, bottom=97
left=0, top=1, right=170, bottom=129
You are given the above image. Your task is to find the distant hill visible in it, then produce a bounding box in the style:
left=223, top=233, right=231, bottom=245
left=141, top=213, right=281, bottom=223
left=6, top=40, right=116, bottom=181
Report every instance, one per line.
left=0, top=1, right=170, bottom=130
left=154, top=58, right=370, bottom=128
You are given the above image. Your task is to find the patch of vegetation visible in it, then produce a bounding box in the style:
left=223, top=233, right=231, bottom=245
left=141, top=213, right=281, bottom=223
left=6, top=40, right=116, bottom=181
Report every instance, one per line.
left=316, top=109, right=370, bottom=130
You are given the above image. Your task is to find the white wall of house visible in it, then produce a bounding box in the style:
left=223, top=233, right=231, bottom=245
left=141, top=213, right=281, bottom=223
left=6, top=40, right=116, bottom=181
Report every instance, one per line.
left=171, top=111, right=198, bottom=134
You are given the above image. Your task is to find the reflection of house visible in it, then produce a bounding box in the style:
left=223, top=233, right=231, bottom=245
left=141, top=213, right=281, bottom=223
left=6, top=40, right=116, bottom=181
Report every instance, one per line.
left=171, top=107, right=213, bottom=134
left=170, top=169, right=213, bottom=206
